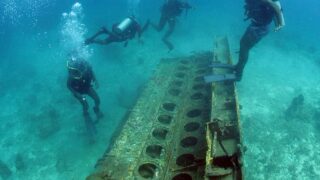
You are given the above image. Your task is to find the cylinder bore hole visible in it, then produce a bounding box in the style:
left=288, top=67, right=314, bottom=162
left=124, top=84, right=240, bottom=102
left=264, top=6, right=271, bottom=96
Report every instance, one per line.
left=172, top=173, right=193, bottom=180
left=169, top=89, right=181, bottom=96
left=146, top=145, right=163, bottom=158
left=158, top=115, right=172, bottom=124
left=196, top=69, right=207, bottom=74
left=190, top=92, right=204, bottom=100
left=180, top=136, right=198, bottom=148
left=175, top=73, right=186, bottom=78
left=184, top=122, right=200, bottom=132
left=152, top=128, right=168, bottom=140
left=171, top=80, right=183, bottom=87
left=192, top=84, right=205, bottom=90
left=194, top=76, right=204, bottom=82
left=163, top=103, right=176, bottom=111
left=176, top=154, right=195, bottom=167
left=197, top=63, right=207, bottom=68
left=180, top=60, right=189, bottom=64
left=187, top=109, right=201, bottom=118
left=138, top=163, right=158, bottom=179
left=177, top=66, right=188, bottom=71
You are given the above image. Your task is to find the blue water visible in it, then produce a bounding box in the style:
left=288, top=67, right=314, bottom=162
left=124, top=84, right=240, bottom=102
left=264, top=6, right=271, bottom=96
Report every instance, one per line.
left=0, top=0, right=320, bottom=179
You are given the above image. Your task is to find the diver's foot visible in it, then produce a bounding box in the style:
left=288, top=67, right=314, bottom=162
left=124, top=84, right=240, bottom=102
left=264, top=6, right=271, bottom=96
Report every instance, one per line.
left=94, top=113, right=104, bottom=124
left=84, top=113, right=97, bottom=135
left=84, top=38, right=93, bottom=45
left=163, top=40, right=174, bottom=52
left=235, top=76, right=242, bottom=82
left=93, top=107, right=104, bottom=123
left=167, top=44, right=174, bottom=52
left=235, top=72, right=242, bottom=82
left=169, top=47, right=174, bottom=52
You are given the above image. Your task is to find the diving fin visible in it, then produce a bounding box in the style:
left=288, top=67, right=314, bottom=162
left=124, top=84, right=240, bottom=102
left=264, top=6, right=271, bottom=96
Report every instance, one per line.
left=93, top=107, right=104, bottom=124
left=204, top=73, right=236, bottom=83
left=209, top=63, right=235, bottom=69
left=84, top=115, right=97, bottom=138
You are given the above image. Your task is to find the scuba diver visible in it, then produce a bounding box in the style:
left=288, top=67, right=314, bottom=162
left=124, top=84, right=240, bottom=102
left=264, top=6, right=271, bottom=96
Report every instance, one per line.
left=234, top=0, right=285, bottom=81
left=85, top=16, right=149, bottom=47
left=67, top=57, right=103, bottom=139
left=151, top=0, right=192, bottom=51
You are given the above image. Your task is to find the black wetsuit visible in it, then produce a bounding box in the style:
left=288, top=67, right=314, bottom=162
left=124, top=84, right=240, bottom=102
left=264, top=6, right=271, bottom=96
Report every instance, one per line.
left=235, top=0, right=276, bottom=80
left=67, top=61, right=101, bottom=118
left=85, top=17, right=146, bottom=47
left=67, top=60, right=103, bottom=138
left=152, top=0, right=191, bottom=50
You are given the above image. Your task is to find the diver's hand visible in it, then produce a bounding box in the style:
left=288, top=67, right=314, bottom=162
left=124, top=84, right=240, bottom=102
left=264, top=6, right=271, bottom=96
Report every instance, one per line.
left=274, top=25, right=284, bottom=32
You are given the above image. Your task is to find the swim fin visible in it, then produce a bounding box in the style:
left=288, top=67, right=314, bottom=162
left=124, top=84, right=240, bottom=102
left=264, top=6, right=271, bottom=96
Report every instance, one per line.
left=209, top=63, right=235, bottom=69
left=93, top=107, right=104, bottom=124
left=204, top=73, right=236, bottom=83
left=84, top=114, right=97, bottom=138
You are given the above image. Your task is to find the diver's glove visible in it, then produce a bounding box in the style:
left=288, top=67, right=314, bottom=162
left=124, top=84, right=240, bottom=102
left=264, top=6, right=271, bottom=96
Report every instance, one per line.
left=74, top=92, right=85, bottom=101
left=81, top=96, right=86, bottom=102
left=274, top=24, right=284, bottom=32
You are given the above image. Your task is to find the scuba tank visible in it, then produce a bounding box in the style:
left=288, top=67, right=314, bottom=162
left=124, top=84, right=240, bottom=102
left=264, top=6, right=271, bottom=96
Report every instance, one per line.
left=114, top=17, right=134, bottom=34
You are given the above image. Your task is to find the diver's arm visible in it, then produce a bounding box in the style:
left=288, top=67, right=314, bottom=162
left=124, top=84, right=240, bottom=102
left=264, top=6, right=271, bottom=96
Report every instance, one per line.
left=67, top=79, right=83, bottom=99
left=134, top=23, right=145, bottom=45
left=265, top=0, right=285, bottom=31
left=89, top=67, right=99, bottom=89
left=135, top=23, right=142, bottom=38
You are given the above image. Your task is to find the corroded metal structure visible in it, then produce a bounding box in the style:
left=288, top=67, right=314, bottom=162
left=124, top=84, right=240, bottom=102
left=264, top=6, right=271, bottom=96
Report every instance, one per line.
left=205, top=37, right=244, bottom=180
left=87, top=37, right=244, bottom=180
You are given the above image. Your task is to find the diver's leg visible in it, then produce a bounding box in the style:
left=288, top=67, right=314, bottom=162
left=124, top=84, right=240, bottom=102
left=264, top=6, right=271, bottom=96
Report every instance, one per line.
left=141, top=20, right=150, bottom=34
left=85, top=27, right=111, bottom=45
left=87, top=88, right=104, bottom=121
left=90, top=36, right=114, bottom=45
left=162, top=18, right=175, bottom=51
left=151, top=15, right=167, bottom=32
left=84, top=114, right=97, bottom=143
left=74, top=94, right=89, bottom=116
left=235, top=25, right=268, bottom=80
left=73, top=93, right=96, bottom=140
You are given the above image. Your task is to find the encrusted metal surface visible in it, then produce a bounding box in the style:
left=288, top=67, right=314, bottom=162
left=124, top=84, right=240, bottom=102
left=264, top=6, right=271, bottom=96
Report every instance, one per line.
left=205, top=37, right=244, bottom=180
left=87, top=38, right=244, bottom=180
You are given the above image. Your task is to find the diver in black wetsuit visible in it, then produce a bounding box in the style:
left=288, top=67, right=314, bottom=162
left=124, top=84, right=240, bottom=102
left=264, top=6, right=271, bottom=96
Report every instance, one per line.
left=85, top=16, right=149, bottom=47
left=151, top=0, right=192, bottom=51
left=235, top=0, right=285, bottom=81
left=67, top=58, right=103, bottom=138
